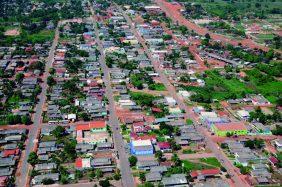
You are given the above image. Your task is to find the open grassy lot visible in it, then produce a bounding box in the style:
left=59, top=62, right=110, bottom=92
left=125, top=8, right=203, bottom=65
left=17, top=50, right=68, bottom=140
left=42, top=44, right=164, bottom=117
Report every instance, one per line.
left=149, top=83, right=166, bottom=91
left=182, top=70, right=254, bottom=101
left=182, top=68, right=281, bottom=104
left=179, top=0, right=282, bottom=20
left=257, top=34, right=275, bottom=40
left=27, top=30, right=55, bottom=43
left=245, top=69, right=282, bottom=103
left=199, top=157, right=221, bottom=168
left=182, top=160, right=215, bottom=171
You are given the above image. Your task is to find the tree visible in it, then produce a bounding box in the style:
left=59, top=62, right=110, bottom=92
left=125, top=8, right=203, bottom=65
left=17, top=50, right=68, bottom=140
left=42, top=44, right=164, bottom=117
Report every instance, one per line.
left=49, top=68, right=55, bottom=75
left=128, top=155, right=137, bottom=167
left=113, top=169, right=121, bottom=180
left=162, top=34, right=172, bottom=40
left=52, top=126, right=65, bottom=138
left=42, top=178, right=55, bottom=185
left=15, top=73, right=24, bottom=83
left=99, top=179, right=110, bottom=187
left=155, top=150, right=164, bottom=162
left=171, top=153, right=182, bottom=166
left=139, top=172, right=146, bottom=182
left=88, top=170, right=96, bottom=180
left=143, top=182, right=154, bottom=187
left=95, top=169, right=103, bottom=179
left=80, top=112, right=90, bottom=121
left=186, top=119, right=193, bottom=125
left=226, top=132, right=233, bottom=137
left=27, top=152, right=38, bottom=166
left=21, top=115, right=32, bottom=125
left=47, top=76, right=56, bottom=86
left=205, top=33, right=211, bottom=40
left=75, top=170, right=83, bottom=179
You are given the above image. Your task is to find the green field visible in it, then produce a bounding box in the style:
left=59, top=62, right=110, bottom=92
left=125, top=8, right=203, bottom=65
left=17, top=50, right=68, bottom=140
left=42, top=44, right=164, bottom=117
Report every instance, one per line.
left=182, top=160, right=215, bottom=171
left=27, top=30, right=55, bottom=43
left=180, top=0, right=282, bottom=20
left=183, top=70, right=254, bottom=101
left=183, top=68, right=281, bottom=104
left=148, top=83, right=166, bottom=91
left=199, top=157, right=221, bottom=168
left=245, top=69, right=282, bottom=103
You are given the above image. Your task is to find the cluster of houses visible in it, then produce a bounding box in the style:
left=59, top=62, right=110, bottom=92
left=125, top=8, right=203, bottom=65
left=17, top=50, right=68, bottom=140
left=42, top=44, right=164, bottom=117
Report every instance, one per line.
left=31, top=119, right=117, bottom=185
left=0, top=129, right=27, bottom=186
left=93, top=3, right=227, bottom=186
left=224, top=140, right=282, bottom=185
left=45, top=21, right=107, bottom=123
left=0, top=42, right=51, bottom=123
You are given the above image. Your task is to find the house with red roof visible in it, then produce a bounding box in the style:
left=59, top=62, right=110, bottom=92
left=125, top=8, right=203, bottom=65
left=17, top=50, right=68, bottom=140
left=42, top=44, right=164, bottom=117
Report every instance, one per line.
left=2, top=149, right=20, bottom=158
left=268, top=156, right=278, bottom=167
left=156, top=142, right=171, bottom=153
left=0, top=176, right=7, bottom=187
left=75, top=157, right=91, bottom=170
left=132, top=123, right=151, bottom=134
left=211, top=122, right=248, bottom=137
left=190, top=168, right=221, bottom=180
left=76, top=121, right=107, bottom=133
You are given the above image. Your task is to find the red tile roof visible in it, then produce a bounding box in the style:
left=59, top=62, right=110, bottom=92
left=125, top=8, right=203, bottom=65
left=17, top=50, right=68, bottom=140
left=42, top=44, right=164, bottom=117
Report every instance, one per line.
left=75, top=158, right=82, bottom=168
left=89, top=121, right=106, bottom=128
left=269, top=156, right=278, bottom=164
left=76, top=121, right=106, bottom=131
left=3, top=149, right=19, bottom=157
left=214, top=122, right=247, bottom=131
left=190, top=168, right=220, bottom=178
left=157, top=142, right=170, bottom=149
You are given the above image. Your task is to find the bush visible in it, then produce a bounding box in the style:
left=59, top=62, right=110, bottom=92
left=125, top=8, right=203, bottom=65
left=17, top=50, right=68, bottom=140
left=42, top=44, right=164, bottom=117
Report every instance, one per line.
left=128, top=155, right=137, bottom=167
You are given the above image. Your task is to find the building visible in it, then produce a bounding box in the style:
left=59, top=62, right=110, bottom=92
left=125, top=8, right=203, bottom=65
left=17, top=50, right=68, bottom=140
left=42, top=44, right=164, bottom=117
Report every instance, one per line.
left=76, top=121, right=107, bottom=133
left=162, top=174, right=188, bottom=186
left=130, top=140, right=154, bottom=155
left=211, top=122, right=248, bottom=136
left=190, top=168, right=221, bottom=180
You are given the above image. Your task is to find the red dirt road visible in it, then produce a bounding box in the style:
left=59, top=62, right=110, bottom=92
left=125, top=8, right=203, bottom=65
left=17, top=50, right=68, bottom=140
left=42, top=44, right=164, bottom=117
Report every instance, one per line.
left=156, top=0, right=269, bottom=52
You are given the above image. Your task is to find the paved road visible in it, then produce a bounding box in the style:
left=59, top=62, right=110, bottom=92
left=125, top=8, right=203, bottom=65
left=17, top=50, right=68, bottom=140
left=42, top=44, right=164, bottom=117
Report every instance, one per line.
left=89, top=3, right=135, bottom=187
left=16, top=26, right=60, bottom=187
left=119, top=6, right=250, bottom=187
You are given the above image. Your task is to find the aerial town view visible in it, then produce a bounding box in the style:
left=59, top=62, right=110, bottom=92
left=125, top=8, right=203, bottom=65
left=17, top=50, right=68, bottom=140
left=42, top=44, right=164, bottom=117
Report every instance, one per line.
left=0, top=0, right=281, bottom=187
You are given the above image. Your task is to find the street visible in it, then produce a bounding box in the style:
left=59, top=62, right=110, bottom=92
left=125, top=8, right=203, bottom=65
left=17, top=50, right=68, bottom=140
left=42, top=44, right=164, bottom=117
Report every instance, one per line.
left=16, top=25, right=60, bottom=187
left=89, top=2, right=135, bottom=187
left=117, top=5, right=251, bottom=187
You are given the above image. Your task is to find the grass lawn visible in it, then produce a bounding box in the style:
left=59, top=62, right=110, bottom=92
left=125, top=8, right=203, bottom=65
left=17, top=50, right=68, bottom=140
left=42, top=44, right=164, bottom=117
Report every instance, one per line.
left=183, top=70, right=254, bottom=101
left=27, top=30, right=55, bottom=43
left=41, top=135, right=56, bottom=142
left=257, top=34, right=275, bottom=40
left=157, top=136, right=166, bottom=142
left=149, top=83, right=166, bottom=91
left=182, top=149, right=196, bottom=154
left=245, top=69, right=282, bottom=104
left=199, top=157, right=221, bottom=168
left=182, top=160, right=214, bottom=171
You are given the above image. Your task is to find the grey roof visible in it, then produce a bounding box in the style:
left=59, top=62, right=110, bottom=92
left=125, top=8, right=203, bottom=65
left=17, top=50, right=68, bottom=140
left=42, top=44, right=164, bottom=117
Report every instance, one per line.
left=92, top=158, right=112, bottom=167
left=150, top=166, right=168, bottom=173
left=145, top=172, right=162, bottom=182
left=0, top=168, right=13, bottom=176
left=137, top=160, right=159, bottom=168
left=0, top=157, right=15, bottom=167
left=32, top=173, right=59, bottom=184
left=38, top=141, right=56, bottom=148
left=193, top=178, right=230, bottom=187
left=34, top=163, right=57, bottom=171
left=162, top=174, right=188, bottom=186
